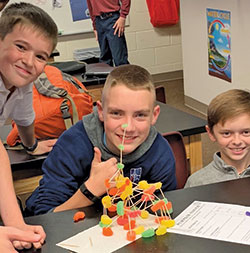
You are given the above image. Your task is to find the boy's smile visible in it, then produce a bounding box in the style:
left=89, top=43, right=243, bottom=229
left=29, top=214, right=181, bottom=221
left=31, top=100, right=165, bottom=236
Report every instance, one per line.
left=207, top=113, right=250, bottom=172
left=97, top=84, right=160, bottom=155
left=0, top=24, right=53, bottom=90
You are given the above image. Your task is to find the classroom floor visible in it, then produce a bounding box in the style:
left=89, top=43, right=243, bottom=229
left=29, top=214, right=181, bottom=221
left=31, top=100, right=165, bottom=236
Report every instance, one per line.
left=155, top=77, right=218, bottom=168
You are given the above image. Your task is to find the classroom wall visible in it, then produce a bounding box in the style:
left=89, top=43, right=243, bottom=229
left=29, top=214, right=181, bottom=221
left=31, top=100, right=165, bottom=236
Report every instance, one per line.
left=55, top=0, right=182, bottom=75
left=181, top=0, right=250, bottom=108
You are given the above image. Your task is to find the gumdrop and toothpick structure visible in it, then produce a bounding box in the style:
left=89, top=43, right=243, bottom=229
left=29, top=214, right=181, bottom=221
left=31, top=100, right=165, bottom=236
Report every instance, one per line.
left=99, top=124, right=175, bottom=241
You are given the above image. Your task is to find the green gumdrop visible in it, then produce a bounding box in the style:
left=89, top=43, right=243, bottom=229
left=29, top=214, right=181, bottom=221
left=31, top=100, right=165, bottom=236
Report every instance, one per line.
left=118, top=144, right=124, bottom=150
left=117, top=163, right=124, bottom=170
left=122, top=123, right=128, bottom=129
left=142, top=228, right=155, bottom=238
left=99, top=221, right=109, bottom=228
left=163, top=198, right=168, bottom=204
left=168, top=207, right=173, bottom=214
left=117, top=201, right=124, bottom=216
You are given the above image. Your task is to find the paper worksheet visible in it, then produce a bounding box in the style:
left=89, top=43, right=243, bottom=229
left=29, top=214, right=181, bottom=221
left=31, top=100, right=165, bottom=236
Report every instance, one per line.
left=168, top=201, right=250, bottom=245
left=57, top=214, right=159, bottom=253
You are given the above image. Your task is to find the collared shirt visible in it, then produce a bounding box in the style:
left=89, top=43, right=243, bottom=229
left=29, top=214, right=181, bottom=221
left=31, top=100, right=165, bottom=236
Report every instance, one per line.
left=0, top=75, right=35, bottom=127
left=86, top=0, right=131, bottom=29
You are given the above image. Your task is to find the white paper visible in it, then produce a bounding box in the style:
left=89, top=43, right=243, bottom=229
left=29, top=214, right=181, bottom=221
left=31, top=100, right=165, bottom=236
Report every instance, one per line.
left=168, top=201, right=250, bottom=245
left=57, top=214, right=159, bottom=253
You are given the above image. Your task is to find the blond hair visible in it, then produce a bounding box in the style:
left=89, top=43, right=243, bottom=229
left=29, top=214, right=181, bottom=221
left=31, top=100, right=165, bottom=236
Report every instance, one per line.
left=0, top=2, right=58, bottom=51
left=102, top=64, right=155, bottom=105
left=207, top=89, right=250, bottom=132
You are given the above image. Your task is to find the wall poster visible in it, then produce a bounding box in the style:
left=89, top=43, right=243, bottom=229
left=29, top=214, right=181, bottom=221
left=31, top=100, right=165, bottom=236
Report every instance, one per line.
left=207, top=8, right=231, bottom=82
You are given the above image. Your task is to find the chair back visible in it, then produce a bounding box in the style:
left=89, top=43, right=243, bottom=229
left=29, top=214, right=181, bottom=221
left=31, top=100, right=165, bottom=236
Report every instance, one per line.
left=162, top=131, right=189, bottom=189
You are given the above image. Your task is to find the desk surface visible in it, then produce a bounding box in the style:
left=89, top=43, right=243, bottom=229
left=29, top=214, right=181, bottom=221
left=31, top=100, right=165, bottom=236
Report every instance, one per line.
left=23, top=177, right=250, bottom=253
left=155, top=102, right=206, bottom=136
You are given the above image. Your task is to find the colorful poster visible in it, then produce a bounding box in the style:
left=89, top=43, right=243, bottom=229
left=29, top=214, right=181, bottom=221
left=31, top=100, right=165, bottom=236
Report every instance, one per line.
left=207, top=8, right=231, bottom=82
left=70, top=0, right=90, bottom=22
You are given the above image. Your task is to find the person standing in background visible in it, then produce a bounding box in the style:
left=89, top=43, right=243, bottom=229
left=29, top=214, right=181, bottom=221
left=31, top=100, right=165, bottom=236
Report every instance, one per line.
left=86, top=0, right=130, bottom=66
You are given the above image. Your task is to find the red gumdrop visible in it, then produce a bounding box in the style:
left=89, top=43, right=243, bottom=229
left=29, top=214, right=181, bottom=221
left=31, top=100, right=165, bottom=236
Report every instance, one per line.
left=123, top=220, right=136, bottom=230
left=102, top=227, right=113, bottom=236
left=126, top=230, right=136, bottom=241
left=117, top=216, right=128, bottom=225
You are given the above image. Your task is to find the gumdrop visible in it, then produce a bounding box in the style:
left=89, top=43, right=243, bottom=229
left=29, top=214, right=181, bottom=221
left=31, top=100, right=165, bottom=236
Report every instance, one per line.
left=117, top=216, right=128, bottom=226
left=156, top=225, right=167, bottom=236
left=140, top=210, right=149, bottom=219
left=102, top=196, right=112, bottom=208
left=117, top=201, right=124, bottom=216
left=102, top=227, right=113, bottom=236
left=73, top=211, right=85, bottom=222
left=101, top=214, right=112, bottom=225
left=134, top=225, right=145, bottom=235
left=161, top=219, right=175, bottom=228
left=142, top=228, right=155, bottom=238
left=123, top=220, right=136, bottom=230
left=127, top=230, right=136, bottom=241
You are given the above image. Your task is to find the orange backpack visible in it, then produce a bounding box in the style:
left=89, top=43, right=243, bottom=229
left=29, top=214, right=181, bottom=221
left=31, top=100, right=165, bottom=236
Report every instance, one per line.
left=7, top=65, right=93, bottom=146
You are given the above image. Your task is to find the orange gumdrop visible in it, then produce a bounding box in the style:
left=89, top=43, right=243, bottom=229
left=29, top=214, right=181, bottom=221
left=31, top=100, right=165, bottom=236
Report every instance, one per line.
left=105, top=178, right=111, bottom=188
left=126, top=230, right=136, bottom=241
left=73, top=211, right=85, bottom=222
left=123, top=220, right=136, bottom=230
left=108, top=204, right=117, bottom=212
left=109, top=187, right=119, bottom=196
left=102, top=227, right=113, bottom=236
left=155, top=216, right=170, bottom=224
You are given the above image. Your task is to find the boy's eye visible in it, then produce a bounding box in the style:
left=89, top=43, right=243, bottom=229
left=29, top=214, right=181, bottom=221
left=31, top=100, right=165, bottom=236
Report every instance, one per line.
left=243, top=130, right=250, bottom=136
left=110, top=111, right=122, bottom=117
left=16, top=43, right=25, bottom=51
left=222, top=132, right=231, bottom=137
left=36, top=54, right=47, bottom=62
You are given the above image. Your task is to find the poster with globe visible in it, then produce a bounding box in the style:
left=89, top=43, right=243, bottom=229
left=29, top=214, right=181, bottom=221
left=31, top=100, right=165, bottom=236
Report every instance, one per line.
left=207, top=8, right=231, bottom=83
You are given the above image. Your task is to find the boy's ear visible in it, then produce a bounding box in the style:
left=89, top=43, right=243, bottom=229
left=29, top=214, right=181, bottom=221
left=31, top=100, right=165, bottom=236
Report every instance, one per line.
left=151, top=105, right=160, bottom=125
left=96, top=101, right=104, bottom=122
left=205, top=125, right=216, bottom=142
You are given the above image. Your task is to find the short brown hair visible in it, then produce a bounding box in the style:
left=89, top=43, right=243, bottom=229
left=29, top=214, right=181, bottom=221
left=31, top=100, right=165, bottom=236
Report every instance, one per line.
left=207, top=89, right=250, bottom=131
left=102, top=64, right=155, bottom=105
left=0, top=2, right=58, bottom=51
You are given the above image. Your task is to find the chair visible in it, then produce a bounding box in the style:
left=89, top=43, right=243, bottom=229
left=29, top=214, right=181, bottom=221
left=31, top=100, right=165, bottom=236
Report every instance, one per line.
left=162, top=131, right=189, bottom=189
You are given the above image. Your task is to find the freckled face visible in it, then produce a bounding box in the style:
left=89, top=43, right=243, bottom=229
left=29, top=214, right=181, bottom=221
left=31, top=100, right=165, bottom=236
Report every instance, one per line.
left=97, top=84, right=160, bottom=155
left=0, top=24, right=53, bottom=89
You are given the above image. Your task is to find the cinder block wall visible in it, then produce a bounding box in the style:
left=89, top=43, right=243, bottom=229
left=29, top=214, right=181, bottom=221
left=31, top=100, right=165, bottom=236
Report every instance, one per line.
left=55, top=0, right=182, bottom=75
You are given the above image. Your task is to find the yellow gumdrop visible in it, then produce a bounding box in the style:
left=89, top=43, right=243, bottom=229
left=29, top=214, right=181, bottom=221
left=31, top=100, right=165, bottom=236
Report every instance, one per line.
left=156, top=225, right=167, bottom=236
left=138, top=180, right=149, bottom=190
left=116, top=175, right=126, bottom=188
left=140, top=210, right=149, bottom=219
left=101, top=196, right=112, bottom=208
left=161, top=219, right=175, bottom=228
left=154, top=182, right=162, bottom=190
left=101, top=215, right=112, bottom=225
left=134, top=225, right=145, bottom=235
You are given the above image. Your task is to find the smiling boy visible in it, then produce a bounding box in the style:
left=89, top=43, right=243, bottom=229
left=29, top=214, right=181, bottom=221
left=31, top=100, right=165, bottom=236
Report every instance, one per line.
left=26, top=64, right=177, bottom=215
left=185, top=89, right=250, bottom=187
left=0, top=2, right=58, bottom=251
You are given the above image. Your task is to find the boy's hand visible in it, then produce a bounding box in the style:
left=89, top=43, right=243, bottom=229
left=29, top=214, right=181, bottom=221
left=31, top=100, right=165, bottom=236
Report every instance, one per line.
left=0, top=225, right=44, bottom=252
left=28, top=139, right=57, bottom=155
left=12, top=224, right=46, bottom=250
left=85, top=147, right=117, bottom=196
left=113, top=17, right=126, bottom=37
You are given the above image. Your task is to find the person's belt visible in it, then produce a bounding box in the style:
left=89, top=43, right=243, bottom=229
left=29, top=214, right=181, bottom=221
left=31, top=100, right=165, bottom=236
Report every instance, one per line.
left=99, top=11, right=119, bottom=19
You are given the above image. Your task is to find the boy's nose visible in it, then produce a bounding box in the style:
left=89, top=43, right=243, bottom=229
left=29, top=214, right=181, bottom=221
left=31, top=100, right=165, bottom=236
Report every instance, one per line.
left=232, top=134, right=242, bottom=145
left=123, top=117, right=134, bottom=132
left=23, top=51, right=34, bottom=66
